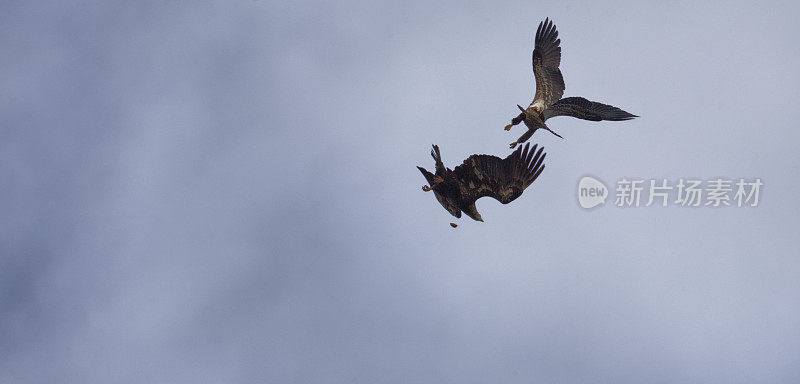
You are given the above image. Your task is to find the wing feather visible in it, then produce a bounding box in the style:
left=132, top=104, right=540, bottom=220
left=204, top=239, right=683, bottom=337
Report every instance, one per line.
left=529, top=18, right=564, bottom=112
left=453, top=143, right=546, bottom=205
left=543, top=97, right=638, bottom=121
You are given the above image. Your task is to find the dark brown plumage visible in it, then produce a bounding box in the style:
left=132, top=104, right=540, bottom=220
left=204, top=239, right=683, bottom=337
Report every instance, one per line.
left=504, top=18, right=637, bottom=147
left=417, top=143, right=546, bottom=222
left=544, top=97, right=638, bottom=121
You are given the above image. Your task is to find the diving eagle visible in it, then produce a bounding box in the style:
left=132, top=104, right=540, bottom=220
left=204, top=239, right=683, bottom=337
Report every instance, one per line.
left=504, top=18, right=637, bottom=148
left=417, top=143, right=546, bottom=222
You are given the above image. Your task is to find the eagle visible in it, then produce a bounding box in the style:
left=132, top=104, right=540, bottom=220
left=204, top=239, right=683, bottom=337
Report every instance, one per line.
left=504, top=18, right=638, bottom=148
left=417, top=142, right=546, bottom=222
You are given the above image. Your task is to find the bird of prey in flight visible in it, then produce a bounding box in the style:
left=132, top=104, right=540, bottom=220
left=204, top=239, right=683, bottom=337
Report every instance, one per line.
left=504, top=18, right=637, bottom=148
left=417, top=143, right=546, bottom=223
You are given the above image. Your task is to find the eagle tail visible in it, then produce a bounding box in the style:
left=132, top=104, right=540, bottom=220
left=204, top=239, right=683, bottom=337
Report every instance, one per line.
left=431, top=144, right=445, bottom=173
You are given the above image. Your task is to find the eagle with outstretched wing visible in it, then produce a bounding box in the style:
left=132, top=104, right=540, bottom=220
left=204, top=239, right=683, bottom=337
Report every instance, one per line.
left=503, top=18, right=637, bottom=147
left=417, top=143, right=546, bottom=223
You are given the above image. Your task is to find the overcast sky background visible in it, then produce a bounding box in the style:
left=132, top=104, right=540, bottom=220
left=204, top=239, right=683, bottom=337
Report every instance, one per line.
left=2, top=0, right=799, bottom=383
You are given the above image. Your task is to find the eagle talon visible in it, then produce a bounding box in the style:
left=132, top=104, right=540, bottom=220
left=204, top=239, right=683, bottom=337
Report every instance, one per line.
left=422, top=185, right=432, bottom=192
left=509, top=141, right=518, bottom=149
left=504, top=124, right=513, bottom=131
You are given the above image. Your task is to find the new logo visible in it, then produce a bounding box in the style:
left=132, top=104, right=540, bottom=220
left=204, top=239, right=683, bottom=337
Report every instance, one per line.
left=578, top=176, right=608, bottom=209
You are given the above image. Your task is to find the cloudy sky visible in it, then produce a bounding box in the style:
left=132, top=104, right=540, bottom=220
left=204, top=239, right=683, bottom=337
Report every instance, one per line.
left=2, top=0, right=799, bottom=382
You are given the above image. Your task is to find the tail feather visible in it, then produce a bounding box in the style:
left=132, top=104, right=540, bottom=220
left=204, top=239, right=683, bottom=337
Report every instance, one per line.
left=431, top=144, right=445, bottom=173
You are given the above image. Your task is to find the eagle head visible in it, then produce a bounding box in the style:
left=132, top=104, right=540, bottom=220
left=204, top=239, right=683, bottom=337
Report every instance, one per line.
left=462, top=203, right=484, bottom=222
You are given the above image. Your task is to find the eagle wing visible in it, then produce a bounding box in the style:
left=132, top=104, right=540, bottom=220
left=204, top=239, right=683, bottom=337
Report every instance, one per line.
left=528, top=18, right=564, bottom=113
left=453, top=143, right=546, bottom=205
left=543, top=97, right=638, bottom=121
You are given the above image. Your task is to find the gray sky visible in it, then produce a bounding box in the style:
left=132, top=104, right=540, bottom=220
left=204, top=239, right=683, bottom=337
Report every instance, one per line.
left=2, top=0, right=799, bottom=383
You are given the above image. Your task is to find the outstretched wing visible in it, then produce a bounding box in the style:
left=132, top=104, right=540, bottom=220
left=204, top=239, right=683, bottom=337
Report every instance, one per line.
left=543, top=97, right=638, bottom=121
left=453, top=143, right=546, bottom=205
left=528, top=18, right=564, bottom=113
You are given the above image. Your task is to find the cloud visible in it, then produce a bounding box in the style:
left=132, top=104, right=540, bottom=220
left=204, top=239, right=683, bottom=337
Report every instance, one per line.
left=2, top=1, right=800, bottom=383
